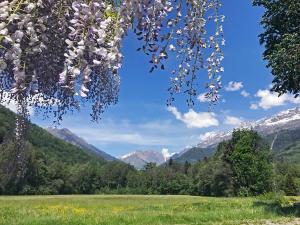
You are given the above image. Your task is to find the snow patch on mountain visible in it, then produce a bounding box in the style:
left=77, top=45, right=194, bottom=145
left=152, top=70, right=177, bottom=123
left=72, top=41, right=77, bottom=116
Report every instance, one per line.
left=198, top=131, right=232, bottom=148
left=121, top=148, right=176, bottom=169
left=121, top=151, right=137, bottom=160
left=194, top=107, right=300, bottom=149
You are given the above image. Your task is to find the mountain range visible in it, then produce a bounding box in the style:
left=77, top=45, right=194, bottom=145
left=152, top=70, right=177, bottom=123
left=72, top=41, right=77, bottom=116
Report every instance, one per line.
left=119, top=107, right=300, bottom=167
left=46, top=107, right=300, bottom=168
left=173, top=107, right=300, bottom=163
left=1, top=104, right=299, bottom=169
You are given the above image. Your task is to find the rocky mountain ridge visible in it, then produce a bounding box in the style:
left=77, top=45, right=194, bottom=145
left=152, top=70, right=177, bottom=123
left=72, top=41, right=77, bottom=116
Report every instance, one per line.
left=121, top=150, right=170, bottom=169
left=47, top=127, right=116, bottom=161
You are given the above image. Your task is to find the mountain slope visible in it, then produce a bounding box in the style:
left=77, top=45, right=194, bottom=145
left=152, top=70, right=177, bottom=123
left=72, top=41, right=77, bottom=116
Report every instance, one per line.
left=121, top=150, right=166, bottom=169
left=121, top=153, right=148, bottom=169
left=172, top=146, right=216, bottom=163
left=0, top=106, right=105, bottom=164
left=174, top=107, right=300, bottom=163
left=47, top=128, right=116, bottom=161
left=275, top=140, right=300, bottom=163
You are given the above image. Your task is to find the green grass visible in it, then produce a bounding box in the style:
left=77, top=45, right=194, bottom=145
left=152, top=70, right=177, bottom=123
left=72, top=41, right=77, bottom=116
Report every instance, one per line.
left=0, top=195, right=299, bottom=225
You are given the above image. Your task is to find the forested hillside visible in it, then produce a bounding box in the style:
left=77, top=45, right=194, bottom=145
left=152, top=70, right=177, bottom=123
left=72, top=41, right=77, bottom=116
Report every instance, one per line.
left=0, top=106, right=134, bottom=194
left=0, top=106, right=104, bottom=164
left=275, top=140, right=300, bottom=163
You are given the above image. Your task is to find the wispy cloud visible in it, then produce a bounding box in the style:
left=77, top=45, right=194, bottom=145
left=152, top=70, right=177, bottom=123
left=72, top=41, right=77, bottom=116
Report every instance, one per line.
left=69, top=128, right=165, bottom=145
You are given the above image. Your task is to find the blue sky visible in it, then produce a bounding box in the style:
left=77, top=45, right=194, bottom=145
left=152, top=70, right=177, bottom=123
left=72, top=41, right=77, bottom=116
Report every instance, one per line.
left=27, top=1, right=299, bottom=157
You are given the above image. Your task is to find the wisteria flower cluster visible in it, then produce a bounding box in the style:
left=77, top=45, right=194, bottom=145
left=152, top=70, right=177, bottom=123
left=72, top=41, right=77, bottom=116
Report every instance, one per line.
left=0, top=0, right=224, bottom=122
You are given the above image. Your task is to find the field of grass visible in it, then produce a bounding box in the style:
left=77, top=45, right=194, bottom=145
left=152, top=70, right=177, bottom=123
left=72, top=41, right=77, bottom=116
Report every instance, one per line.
left=0, top=195, right=299, bottom=225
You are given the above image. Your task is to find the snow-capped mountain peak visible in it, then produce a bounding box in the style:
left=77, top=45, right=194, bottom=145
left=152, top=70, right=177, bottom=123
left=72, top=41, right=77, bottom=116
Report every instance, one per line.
left=258, top=107, right=300, bottom=127
left=198, top=131, right=232, bottom=148
left=120, top=149, right=174, bottom=169
left=173, top=107, right=300, bottom=163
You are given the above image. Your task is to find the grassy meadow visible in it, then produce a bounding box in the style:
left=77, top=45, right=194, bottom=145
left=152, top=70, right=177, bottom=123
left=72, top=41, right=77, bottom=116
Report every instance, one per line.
left=0, top=195, right=299, bottom=225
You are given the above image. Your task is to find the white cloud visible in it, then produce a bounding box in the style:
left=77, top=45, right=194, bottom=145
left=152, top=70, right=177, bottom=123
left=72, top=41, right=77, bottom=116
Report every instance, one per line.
left=224, top=115, right=243, bottom=126
left=225, top=81, right=244, bottom=91
left=0, top=92, right=60, bottom=116
left=1, top=98, right=34, bottom=115
left=290, top=98, right=300, bottom=104
left=241, top=90, right=250, bottom=97
left=197, top=93, right=209, bottom=102
left=252, top=89, right=300, bottom=110
left=168, top=106, right=182, bottom=120
left=167, top=106, right=219, bottom=128
left=250, top=103, right=259, bottom=110
left=161, top=148, right=175, bottom=161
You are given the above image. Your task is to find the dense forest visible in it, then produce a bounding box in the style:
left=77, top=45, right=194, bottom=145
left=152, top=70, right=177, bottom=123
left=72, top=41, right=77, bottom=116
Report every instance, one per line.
left=0, top=106, right=299, bottom=196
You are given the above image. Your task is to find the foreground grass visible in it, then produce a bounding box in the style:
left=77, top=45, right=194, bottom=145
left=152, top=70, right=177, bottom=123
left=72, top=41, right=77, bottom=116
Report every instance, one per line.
left=0, top=195, right=299, bottom=225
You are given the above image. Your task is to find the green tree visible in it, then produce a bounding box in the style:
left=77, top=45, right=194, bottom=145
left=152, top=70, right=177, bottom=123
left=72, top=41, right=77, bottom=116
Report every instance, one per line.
left=210, top=162, right=234, bottom=197
left=222, top=129, right=274, bottom=196
left=253, top=0, right=300, bottom=97
left=275, top=163, right=300, bottom=196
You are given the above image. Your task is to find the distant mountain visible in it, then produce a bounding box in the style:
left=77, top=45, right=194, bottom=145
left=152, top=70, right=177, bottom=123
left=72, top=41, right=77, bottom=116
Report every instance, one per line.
left=249, top=107, right=300, bottom=136
left=121, top=150, right=167, bottom=169
left=121, top=153, right=148, bottom=169
left=47, top=128, right=116, bottom=161
left=174, top=107, right=300, bottom=163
